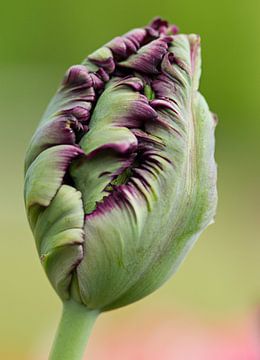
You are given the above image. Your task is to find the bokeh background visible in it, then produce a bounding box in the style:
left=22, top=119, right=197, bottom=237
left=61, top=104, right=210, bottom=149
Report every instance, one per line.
left=1, top=0, right=259, bottom=359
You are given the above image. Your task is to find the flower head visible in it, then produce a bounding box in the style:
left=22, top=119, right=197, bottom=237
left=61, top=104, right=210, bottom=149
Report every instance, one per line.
left=24, top=18, right=217, bottom=311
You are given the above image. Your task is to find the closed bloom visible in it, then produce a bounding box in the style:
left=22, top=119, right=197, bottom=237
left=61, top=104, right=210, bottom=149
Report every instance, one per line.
left=24, top=18, right=217, bottom=312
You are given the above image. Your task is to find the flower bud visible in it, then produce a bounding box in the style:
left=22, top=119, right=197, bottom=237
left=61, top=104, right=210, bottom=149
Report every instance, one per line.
left=24, top=18, right=217, bottom=311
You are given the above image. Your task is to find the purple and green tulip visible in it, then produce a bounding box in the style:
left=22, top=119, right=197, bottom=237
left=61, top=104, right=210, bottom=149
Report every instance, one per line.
left=24, top=17, right=217, bottom=360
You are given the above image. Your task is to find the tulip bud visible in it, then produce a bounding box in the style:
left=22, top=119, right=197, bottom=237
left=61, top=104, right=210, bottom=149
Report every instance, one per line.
left=24, top=18, right=217, bottom=313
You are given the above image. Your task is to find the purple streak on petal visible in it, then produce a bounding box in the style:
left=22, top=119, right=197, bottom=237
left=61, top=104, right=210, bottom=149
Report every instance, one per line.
left=107, top=37, right=137, bottom=60
left=166, top=52, right=175, bottom=64
left=147, top=27, right=160, bottom=39
left=106, top=157, right=135, bottom=179
left=158, top=116, right=182, bottom=134
left=56, top=86, right=97, bottom=132
left=170, top=25, right=179, bottom=35
left=151, top=51, right=189, bottom=106
left=86, top=141, right=138, bottom=160
left=148, top=17, right=179, bottom=36
left=149, top=17, right=168, bottom=30
left=189, top=35, right=201, bottom=75
left=98, top=157, right=134, bottom=179
left=80, top=68, right=110, bottom=91
left=147, top=151, right=171, bottom=165
left=69, top=87, right=96, bottom=101
left=115, top=76, right=144, bottom=92
left=162, top=49, right=190, bottom=76
left=119, top=37, right=172, bottom=74
left=125, top=28, right=147, bottom=47
left=96, top=68, right=110, bottom=82
left=70, top=105, right=91, bottom=122
left=131, top=129, right=163, bottom=147
left=149, top=17, right=169, bottom=33
left=114, top=96, right=158, bottom=128
left=130, top=168, right=152, bottom=190
left=152, top=73, right=179, bottom=102
left=89, top=73, right=105, bottom=90
left=138, top=163, right=158, bottom=177
left=61, top=145, right=84, bottom=156
left=107, top=28, right=149, bottom=61
left=25, top=117, right=79, bottom=171
left=103, top=76, right=158, bottom=128
left=58, top=146, right=84, bottom=171
left=85, top=184, right=139, bottom=221
left=60, top=101, right=92, bottom=122
left=124, top=37, right=139, bottom=53
left=56, top=63, right=99, bottom=130
left=150, top=98, right=179, bottom=114
left=63, top=65, right=93, bottom=88
left=88, top=53, right=115, bottom=74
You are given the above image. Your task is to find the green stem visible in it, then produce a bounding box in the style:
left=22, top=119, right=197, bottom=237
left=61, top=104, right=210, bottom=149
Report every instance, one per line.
left=49, top=300, right=99, bottom=360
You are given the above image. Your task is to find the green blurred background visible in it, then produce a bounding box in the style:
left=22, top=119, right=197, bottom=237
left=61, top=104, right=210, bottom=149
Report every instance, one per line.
left=0, top=0, right=259, bottom=359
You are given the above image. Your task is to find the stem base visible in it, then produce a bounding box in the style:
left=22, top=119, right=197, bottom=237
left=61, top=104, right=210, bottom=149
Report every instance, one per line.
left=49, top=300, right=99, bottom=360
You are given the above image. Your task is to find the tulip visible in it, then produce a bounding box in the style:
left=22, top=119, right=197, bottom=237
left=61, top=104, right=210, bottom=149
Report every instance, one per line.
left=24, top=17, right=217, bottom=360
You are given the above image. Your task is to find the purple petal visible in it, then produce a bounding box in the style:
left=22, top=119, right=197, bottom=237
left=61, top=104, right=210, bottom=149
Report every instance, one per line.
left=63, top=65, right=93, bottom=88
left=149, top=17, right=169, bottom=34
left=150, top=98, right=179, bottom=114
left=86, top=140, right=137, bottom=160
left=115, top=76, right=144, bottom=91
left=88, top=48, right=115, bottom=73
left=106, top=36, right=137, bottom=60
left=119, top=37, right=172, bottom=74
left=116, top=95, right=158, bottom=128
left=148, top=17, right=179, bottom=36
left=131, top=129, right=164, bottom=148
left=25, top=117, right=79, bottom=171
left=125, top=28, right=147, bottom=46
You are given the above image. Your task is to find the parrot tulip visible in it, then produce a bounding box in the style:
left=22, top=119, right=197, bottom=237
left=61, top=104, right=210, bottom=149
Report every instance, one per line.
left=24, top=17, right=217, bottom=360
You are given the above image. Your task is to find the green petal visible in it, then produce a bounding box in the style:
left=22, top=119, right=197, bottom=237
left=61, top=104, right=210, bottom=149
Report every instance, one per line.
left=40, top=65, right=94, bottom=126
left=75, top=34, right=217, bottom=311
left=76, top=152, right=176, bottom=310
left=24, top=117, right=76, bottom=172
left=24, top=145, right=83, bottom=209
left=41, top=245, right=83, bottom=300
left=70, top=77, right=155, bottom=214
left=106, top=92, right=217, bottom=310
left=33, top=184, right=84, bottom=251
left=24, top=23, right=217, bottom=311
left=34, top=185, right=84, bottom=300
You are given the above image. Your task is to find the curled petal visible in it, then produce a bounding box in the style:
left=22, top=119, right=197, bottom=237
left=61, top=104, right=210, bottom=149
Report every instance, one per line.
left=33, top=185, right=84, bottom=299
left=84, top=77, right=157, bottom=129
left=63, top=65, right=93, bottom=88
left=24, top=145, right=83, bottom=209
left=119, top=37, right=172, bottom=74
left=75, top=33, right=217, bottom=310
left=24, top=117, right=77, bottom=171
left=24, top=19, right=217, bottom=312
left=88, top=47, right=115, bottom=73
left=70, top=75, right=158, bottom=214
